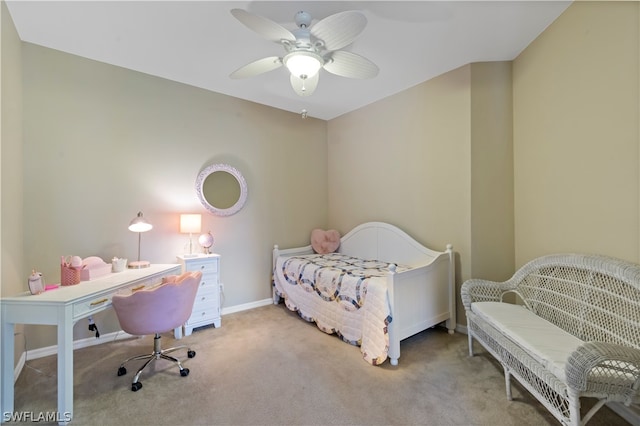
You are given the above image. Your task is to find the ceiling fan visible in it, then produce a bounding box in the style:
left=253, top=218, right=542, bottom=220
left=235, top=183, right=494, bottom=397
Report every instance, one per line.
left=229, top=8, right=379, bottom=97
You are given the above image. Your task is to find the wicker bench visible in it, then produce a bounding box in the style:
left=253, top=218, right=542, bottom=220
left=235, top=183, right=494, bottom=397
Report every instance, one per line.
left=461, top=254, right=640, bottom=425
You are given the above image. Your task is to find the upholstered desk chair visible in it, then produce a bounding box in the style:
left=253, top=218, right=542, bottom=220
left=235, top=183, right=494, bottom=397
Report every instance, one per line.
left=112, top=271, right=202, bottom=391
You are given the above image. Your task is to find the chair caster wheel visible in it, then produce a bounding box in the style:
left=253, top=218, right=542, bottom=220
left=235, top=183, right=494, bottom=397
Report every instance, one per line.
left=180, top=368, right=190, bottom=377
left=131, top=382, right=142, bottom=392
left=187, top=350, right=196, bottom=358
left=117, top=366, right=127, bottom=376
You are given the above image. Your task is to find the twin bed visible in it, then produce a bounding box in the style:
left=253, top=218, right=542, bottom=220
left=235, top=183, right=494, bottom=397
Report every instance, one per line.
left=272, top=222, right=455, bottom=366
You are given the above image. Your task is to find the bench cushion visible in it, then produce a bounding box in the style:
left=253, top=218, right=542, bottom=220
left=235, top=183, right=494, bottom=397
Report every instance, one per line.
left=471, top=302, right=584, bottom=382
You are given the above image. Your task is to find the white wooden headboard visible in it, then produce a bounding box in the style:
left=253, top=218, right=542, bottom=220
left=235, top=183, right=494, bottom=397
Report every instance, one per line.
left=338, top=222, right=443, bottom=267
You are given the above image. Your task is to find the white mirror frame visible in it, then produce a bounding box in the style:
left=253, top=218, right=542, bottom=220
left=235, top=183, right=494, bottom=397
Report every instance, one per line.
left=196, top=163, right=248, bottom=217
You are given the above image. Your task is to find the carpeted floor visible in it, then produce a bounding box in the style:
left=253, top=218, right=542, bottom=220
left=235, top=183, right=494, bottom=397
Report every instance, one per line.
left=11, top=304, right=630, bottom=425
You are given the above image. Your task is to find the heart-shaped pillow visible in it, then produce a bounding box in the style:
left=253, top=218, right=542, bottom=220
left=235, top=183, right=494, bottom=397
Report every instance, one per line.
left=310, top=229, right=341, bottom=254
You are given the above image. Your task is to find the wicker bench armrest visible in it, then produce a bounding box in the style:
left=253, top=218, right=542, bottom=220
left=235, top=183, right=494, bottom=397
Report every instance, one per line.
left=566, top=342, right=640, bottom=402
left=461, top=279, right=515, bottom=310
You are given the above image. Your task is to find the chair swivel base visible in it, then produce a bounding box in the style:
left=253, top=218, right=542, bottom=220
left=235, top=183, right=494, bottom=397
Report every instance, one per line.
left=117, top=333, right=196, bottom=391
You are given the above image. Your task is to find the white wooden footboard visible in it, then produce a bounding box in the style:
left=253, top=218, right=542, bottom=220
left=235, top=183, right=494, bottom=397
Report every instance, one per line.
left=273, top=222, right=455, bottom=366
left=387, top=246, right=455, bottom=365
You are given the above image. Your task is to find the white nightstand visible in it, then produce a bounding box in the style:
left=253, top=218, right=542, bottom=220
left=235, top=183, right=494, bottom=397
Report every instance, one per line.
left=175, top=254, right=221, bottom=338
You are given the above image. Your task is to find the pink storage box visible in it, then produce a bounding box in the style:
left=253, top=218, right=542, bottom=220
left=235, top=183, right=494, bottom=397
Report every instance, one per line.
left=80, top=257, right=112, bottom=281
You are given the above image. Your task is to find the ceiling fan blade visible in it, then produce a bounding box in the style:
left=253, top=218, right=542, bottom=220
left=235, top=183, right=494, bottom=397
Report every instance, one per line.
left=323, top=51, right=379, bottom=79
left=230, top=56, right=283, bottom=79
left=311, top=11, right=367, bottom=51
left=290, top=73, right=319, bottom=97
left=231, top=9, right=295, bottom=43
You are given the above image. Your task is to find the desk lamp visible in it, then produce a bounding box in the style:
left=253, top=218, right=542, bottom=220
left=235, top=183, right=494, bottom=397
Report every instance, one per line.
left=128, top=211, right=153, bottom=268
left=180, top=214, right=201, bottom=257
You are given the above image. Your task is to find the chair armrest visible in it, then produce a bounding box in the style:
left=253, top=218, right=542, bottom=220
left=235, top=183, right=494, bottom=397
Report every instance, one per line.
left=461, top=279, right=514, bottom=310
left=566, top=342, right=640, bottom=403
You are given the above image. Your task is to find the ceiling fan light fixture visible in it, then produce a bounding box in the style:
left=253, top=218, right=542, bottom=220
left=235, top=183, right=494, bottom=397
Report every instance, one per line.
left=284, top=51, right=323, bottom=79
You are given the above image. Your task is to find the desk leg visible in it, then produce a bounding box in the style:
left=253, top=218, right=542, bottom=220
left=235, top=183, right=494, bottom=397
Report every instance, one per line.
left=57, top=308, right=73, bottom=425
left=1, top=320, right=15, bottom=420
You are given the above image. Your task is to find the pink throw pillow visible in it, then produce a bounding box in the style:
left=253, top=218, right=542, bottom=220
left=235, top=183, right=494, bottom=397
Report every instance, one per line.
left=311, top=229, right=341, bottom=254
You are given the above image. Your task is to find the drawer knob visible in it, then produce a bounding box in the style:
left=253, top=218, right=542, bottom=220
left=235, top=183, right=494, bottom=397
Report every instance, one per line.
left=90, top=298, right=108, bottom=306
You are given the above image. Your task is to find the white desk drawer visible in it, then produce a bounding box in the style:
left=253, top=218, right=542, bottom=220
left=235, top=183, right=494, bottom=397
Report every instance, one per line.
left=73, top=295, right=113, bottom=318
left=72, top=271, right=174, bottom=319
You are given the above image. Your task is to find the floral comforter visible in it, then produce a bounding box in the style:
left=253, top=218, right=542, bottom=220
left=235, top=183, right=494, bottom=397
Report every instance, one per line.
left=272, top=253, right=408, bottom=365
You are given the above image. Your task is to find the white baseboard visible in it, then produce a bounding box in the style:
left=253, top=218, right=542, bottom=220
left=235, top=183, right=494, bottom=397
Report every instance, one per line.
left=16, top=312, right=461, bottom=367
left=221, top=298, right=273, bottom=315
left=13, top=299, right=273, bottom=379
left=13, top=331, right=136, bottom=383
left=455, top=324, right=468, bottom=335
left=24, top=331, right=137, bottom=362
left=12, top=310, right=638, bottom=425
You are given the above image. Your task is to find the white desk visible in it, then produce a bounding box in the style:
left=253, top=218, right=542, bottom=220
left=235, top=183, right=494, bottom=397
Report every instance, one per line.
left=1, top=264, right=181, bottom=425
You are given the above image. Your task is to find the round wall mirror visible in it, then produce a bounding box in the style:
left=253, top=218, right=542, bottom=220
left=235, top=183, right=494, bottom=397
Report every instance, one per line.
left=196, top=163, right=248, bottom=216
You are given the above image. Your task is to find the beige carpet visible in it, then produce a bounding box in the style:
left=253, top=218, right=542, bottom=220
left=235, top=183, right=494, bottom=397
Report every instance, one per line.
left=13, top=304, right=629, bottom=425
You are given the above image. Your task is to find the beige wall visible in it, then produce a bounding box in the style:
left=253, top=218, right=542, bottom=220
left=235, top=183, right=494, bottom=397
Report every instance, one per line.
left=328, top=1, right=640, bottom=323
left=327, top=62, right=514, bottom=325
left=3, top=0, right=638, bottom=353
left=20, top=43, right=328, bottom=348
left=1, top=0, right=23, bottom=295
left=327, top=64, right=472, bottom=300
left=1, top=0, right=25, bottom=360
left=470, top=62, right=514, bottom=282
left=513, top=1, right=640, bottom=266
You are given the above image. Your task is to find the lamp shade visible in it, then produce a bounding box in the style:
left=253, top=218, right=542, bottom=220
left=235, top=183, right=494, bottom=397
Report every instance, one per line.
left=128, top=212, right=153, bottom=233
left=128, top=211, right=152, bottom=269
left=284, top=51, right=323, bottom=78
left=180, top=214, right=202, bottom=234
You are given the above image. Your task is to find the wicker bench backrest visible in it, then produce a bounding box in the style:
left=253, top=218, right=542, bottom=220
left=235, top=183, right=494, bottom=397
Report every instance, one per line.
left=512, top=254, right=640, bottom=349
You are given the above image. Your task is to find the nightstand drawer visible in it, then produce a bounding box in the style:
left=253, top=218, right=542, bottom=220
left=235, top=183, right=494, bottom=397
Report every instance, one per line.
left=199, top=272, right=218, bottom=289
left=185, top=307, right=219, bottom=326
left=177, top=254, right=221, bottom=336
left=192, top=285, right=219, bottom=308
left=185, top=259, right=218, bottom=275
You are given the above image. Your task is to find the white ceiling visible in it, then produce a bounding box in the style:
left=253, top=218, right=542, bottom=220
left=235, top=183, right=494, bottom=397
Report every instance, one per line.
left=6, top=1, right=571, bottom=120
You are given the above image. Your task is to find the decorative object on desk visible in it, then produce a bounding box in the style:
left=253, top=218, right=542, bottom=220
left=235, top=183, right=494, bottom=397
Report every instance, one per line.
left=80, top=256, right=112, bottom=280
left=70, top=256, right=83, bottom=268
left=112, top=257, right=127, bottom=272
left=198, top=231, right=214, bottom=254
left=61, top=256, right=82, bottom=286
left=128, top=211, right=153, bottom=268
left=28, top=270, right=45, bottom=295
left=180, top=213, right=201, bottom=257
